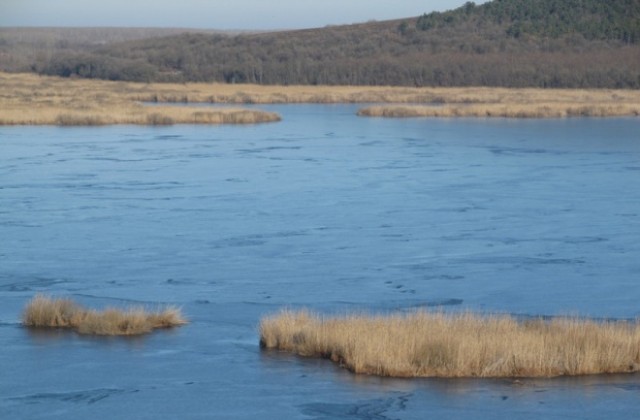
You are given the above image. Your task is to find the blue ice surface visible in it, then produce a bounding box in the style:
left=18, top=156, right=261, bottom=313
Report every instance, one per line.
left=1, top=106, right=639, bottom=418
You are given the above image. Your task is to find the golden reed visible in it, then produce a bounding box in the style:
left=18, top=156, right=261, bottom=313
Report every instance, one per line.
left=3, top=72, right=639, bottom=124
left=0, top=72, right=280, bottom=125
left=260, top=309, right=640, bottom=378
left=358, top=103, right=640, bottom=118
left=23, top=295, right=187, bottom=336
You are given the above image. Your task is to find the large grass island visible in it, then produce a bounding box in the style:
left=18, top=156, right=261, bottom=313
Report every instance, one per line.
left=260, top=310, right=640, bottom=378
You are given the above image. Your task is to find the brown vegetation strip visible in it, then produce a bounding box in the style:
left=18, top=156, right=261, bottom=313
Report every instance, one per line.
left=358, top=103, right=640, bottom=118
left=260, top=310, right=640, bottom=378
left=2, top=72, right=639, bottom=124
left=22, top=295, right=187, bottom=336
left=0, top=72, right=280, bottom=125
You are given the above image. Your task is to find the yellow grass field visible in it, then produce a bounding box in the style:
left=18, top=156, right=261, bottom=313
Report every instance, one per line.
left=260, top=310, right=640, bottom=378
left=22, top=295, right=187, bottom=336
left=2, top=72, right=639, bottom=124
left=0, top=72, right=281, bottom=125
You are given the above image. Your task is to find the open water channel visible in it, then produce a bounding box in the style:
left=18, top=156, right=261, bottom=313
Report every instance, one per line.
left=1, top=104, right=639, bottom=418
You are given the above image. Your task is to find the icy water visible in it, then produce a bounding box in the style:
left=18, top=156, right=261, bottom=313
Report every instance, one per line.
left=1, top=105, right=639, bottom=419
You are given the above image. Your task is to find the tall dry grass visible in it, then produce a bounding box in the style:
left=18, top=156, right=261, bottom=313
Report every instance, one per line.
left=2, top=72, right=638, bottom=123
left=358, top=103, right=640, bottom=118
left=0, top=72, right=280, bottom=125
left=119, top=80, right=640, bottom=107
left=260, top=310, right=640, bottom=378
left=22, top=295, right=187, bottom=336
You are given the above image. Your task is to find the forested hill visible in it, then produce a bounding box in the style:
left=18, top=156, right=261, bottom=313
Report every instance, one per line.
left=15, top=0, right=640, bottom=88
left=418, top=0, right=640, bottom=42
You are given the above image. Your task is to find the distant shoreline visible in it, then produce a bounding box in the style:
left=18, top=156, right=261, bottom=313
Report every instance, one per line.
left=1, top=72, right=639, bottom=125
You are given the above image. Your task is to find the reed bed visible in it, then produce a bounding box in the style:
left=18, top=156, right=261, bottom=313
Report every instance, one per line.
left=116, top=80, right=640, bottom=107
left=2, top=72, right=639, bottom=123
left=357, top=103, right=640, bottom=118
left=0, top=72, right=280, bottom=125
left=22, top=295, right=187, bottom=336
left=1, top=107, right=280, bottom=126
left=260, top=310, right=640, bottom=378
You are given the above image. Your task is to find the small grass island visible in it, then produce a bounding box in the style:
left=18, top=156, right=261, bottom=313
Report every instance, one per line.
left=22, top=295, right=187, bottom=336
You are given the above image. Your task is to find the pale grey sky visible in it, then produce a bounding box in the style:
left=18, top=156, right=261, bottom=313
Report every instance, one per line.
left=0, top=0, right=489, bottom=29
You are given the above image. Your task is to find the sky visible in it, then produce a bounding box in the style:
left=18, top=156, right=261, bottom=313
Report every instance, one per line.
left=0, top=0, right=489, bottom=29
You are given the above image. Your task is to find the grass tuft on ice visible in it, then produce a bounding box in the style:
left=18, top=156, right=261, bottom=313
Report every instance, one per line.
left=22, top=294, right=187, bottom=336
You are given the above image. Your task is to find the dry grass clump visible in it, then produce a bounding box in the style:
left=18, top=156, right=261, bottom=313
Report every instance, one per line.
left=22, top=295, right=187, bottom=336
left=260, top=310, right=640, bottom=378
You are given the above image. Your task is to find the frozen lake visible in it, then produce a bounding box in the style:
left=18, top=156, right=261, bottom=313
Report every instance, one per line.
left=1, top=105, right=639, bottom=418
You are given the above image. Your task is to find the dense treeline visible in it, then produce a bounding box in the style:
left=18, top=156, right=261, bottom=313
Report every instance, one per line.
left=3, top=0, right=640, bottom=88
left=418, top=0, right=640, bottom=43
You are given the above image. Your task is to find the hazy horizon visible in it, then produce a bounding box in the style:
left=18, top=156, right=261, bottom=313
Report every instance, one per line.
left=1, top=0, right=489, bottom=30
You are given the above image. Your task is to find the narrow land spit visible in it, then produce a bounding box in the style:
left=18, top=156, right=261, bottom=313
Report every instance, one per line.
left=357, top=103, right=640, bottom=118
